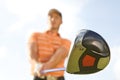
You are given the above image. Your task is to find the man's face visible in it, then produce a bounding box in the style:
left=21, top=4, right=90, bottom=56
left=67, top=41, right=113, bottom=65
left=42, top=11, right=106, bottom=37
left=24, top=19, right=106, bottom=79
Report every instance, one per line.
left=48, top=13, right=62, bottom=30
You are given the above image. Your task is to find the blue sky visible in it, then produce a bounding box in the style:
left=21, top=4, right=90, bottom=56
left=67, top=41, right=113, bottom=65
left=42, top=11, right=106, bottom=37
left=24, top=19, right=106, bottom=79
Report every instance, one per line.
left=0, top=0, right=120, bottom=80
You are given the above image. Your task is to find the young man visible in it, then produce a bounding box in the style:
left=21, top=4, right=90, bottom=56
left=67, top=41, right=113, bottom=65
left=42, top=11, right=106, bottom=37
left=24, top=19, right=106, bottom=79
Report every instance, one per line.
left=28, top=8, right=71, bottom=80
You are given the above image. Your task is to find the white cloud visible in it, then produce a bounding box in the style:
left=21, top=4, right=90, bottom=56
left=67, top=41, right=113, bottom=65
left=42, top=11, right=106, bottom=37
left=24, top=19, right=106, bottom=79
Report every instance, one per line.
left=4, top=0, right=88, bottom=35
left=5, top=0, right=49, bottom=33
left=5, top=0, right=61, bottom=18
left=6, top=20, right=25, bottom=32
left=0, top=46, right=8, bottom=59
left=112, top=46, right=120, bottom=80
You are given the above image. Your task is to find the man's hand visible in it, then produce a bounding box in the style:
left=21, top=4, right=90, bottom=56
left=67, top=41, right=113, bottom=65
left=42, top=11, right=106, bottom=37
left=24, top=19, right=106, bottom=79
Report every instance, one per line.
left=34, top=63, right=45, bottom=77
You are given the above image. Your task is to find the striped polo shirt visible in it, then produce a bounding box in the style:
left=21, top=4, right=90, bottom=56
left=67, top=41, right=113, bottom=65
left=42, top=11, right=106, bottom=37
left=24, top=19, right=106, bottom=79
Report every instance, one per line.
left=29, top=30, right=71, bottom=77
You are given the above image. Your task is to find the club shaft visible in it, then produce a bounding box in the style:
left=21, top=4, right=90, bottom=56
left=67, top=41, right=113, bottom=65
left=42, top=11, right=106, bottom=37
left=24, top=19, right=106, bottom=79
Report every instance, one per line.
left=41, top=68, right=66, bottom=74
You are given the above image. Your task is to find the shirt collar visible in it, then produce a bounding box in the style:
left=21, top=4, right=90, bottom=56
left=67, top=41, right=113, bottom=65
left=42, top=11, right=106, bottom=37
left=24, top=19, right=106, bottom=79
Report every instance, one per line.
left=45, top=30, right=60, bottom=37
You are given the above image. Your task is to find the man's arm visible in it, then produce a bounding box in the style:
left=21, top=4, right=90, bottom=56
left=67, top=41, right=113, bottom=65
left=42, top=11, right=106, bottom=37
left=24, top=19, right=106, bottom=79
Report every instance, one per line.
left=28, top=41, right=43, bottom=76
left=28, top=34, right=40, bottom=75
left=41, top=46, right=69, bottom=70
left=28, top=42, right=38, bottom=62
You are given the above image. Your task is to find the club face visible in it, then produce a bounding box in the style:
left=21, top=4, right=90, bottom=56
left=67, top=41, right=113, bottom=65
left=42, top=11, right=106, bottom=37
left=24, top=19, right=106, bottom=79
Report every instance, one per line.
left=66, top=29, right=110, bottom=74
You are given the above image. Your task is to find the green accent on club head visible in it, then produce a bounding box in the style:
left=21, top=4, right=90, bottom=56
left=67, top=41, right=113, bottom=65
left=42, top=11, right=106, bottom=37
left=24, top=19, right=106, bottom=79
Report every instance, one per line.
left=66, top=43, right=86, bottom=73
left=97, top=56, right=110, bottom=69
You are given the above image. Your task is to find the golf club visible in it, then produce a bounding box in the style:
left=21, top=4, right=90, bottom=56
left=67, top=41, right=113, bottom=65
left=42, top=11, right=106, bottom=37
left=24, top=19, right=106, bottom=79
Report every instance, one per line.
left=41, top=29, right=110, bottom=75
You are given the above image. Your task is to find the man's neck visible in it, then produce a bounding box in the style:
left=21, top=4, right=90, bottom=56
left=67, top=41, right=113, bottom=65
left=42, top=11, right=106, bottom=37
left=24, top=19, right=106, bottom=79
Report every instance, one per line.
left=49, top=28, right=59, bottom=33
left=47, top=28, right=60, bottom=36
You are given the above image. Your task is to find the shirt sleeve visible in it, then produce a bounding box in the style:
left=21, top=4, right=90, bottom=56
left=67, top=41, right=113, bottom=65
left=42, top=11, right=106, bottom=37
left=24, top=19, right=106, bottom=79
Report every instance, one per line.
left=62, top=39, right=71, bottom=52
left=28, top=32, right=39, bottom=44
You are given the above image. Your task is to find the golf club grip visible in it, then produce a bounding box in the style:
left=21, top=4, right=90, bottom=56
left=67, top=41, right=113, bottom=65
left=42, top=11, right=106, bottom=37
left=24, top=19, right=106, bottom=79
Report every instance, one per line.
left=41, top=68, right=66, bottom=74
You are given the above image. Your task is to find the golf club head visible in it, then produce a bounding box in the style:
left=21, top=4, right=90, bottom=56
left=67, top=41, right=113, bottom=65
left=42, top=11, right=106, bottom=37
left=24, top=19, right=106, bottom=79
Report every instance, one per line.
left=66, top=29, right=110, bottom=74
